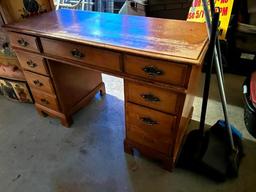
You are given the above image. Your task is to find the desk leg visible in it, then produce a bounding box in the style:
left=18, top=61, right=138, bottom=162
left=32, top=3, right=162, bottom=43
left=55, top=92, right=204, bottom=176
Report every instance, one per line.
left=162, top=157, right=174, bottom=172
left=36, top=107, right=48, bottom=117
left=60, top=115, right=73, bottom=127
left=100, top=82, right=106, bottom=96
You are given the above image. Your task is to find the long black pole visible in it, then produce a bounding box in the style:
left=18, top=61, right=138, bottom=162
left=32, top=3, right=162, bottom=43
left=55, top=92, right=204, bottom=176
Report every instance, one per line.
left=199, top=12, right=220, bottom=134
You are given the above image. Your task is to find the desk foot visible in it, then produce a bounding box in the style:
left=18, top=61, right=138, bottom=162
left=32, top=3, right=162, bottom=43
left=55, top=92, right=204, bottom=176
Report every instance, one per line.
left=124, top=139, right=174, bottom=171
left=36, top=108, right=48, bottom=117
left=60, top=116, right=73, bottom=128
left=124, top=139, right=134, bottom=155
left=100, top=82, right=106, bottom=96
left=35, top=103, right=73, bottom=128
left=162, top=157, right=174, bottom=172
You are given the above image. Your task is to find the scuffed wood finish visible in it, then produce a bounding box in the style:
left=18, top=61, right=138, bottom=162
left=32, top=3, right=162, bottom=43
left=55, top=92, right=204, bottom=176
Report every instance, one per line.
left=4, top=9, right=209, bottom=171
left=4, top=9, right=208, bottom=64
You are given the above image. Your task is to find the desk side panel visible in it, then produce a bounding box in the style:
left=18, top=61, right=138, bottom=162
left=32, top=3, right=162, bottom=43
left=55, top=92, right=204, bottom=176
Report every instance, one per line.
left=47, top=60, right=103, bottom=114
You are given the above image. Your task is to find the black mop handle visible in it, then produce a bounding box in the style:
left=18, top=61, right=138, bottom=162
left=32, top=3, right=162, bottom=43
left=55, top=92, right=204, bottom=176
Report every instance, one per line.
left=201, top=0, right=236, bottom=150
left=199, top=12, right=220, bottom=134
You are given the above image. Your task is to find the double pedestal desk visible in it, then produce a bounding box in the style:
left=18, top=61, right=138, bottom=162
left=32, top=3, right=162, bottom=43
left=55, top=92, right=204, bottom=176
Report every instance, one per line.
left=4, top=9, right=208, bottom=170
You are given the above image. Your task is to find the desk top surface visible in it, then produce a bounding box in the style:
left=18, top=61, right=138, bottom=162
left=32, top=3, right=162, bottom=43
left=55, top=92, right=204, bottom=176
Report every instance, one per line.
left=5, top=9, right=208, bottom=64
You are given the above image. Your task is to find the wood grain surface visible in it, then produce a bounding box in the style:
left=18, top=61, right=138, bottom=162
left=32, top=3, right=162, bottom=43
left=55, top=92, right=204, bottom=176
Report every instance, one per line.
left=4, top=9, right=208, bottom=64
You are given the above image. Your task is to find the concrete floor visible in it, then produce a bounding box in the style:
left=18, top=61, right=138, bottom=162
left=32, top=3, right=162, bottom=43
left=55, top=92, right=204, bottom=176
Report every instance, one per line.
left=0, top=74, right=256, bottom=192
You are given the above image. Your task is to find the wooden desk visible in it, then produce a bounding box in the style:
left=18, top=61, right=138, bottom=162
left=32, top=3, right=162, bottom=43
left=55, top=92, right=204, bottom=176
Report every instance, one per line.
left=4, top=9, right=208, bottom=171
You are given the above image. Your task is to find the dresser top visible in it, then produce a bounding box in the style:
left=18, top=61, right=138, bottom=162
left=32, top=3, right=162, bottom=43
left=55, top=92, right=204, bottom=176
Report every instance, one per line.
left=5, top=9, right=208, bottom=64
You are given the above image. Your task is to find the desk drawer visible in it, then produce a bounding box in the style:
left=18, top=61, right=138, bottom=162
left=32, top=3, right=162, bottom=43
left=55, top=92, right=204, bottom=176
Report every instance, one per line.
left=124, top=55, right=189, bottom=87
left=126, top=103, right=176, bottom=143
left=24, top=71, right=55, bottom=94
left=31, top=88, right=59, bottom=111
left=15, top=50, right=48, bottom=75
left=41, top=38, right=121, bottom=72
left=125, top=80, right=182, bottom=114
left=8, top=32, right=40, bottom=53
left=127, top=129, right=170, bottom=154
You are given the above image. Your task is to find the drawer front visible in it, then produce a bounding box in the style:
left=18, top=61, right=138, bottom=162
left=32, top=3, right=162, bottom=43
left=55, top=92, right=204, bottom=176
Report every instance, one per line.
left=8, top=32, right=40, bottom=52
left=31, top=88, right=59, bottom=111
left=41, top=38, right=121, bottom=72
left=15, top=50, right=48, bottom=75
left=24, top=71, right=55, bottom=94
left=124, top=55, right=189, bottom=87
left=126, top=103, right=176, bottom=153
left=125, top=80, right=181, bottom=114
left=127, top=129, right=170, bottom=154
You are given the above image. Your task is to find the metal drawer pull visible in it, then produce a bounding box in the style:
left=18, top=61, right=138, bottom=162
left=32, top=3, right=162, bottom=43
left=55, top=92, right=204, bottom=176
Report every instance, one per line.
left=143, top=66, right=163, bottom=76
left=141, top=93, right=160, bottom=102
left=40, top=99, right=49, bottom=105
left=33, top=80, right=43, bottom=87
left=17, top=38, right=29, bottom=47
left=71, top=48, right=85, bottom=59
left=140, top=117, right=158, bottom=126
left=27, top=60, right=37, bottom=68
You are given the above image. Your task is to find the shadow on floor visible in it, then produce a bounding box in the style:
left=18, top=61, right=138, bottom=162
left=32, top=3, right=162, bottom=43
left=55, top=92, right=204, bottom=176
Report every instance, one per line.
left=0, top=92, right=256, bottom=192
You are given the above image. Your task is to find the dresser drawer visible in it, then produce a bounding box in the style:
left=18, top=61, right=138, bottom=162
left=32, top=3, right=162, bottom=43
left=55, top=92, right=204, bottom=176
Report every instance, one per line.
left=31, top=88, right=59, bottom=111
left=41, top=38, right=121, bottom=72
left=24, top=71, right=55, bottom=94
left=15, top=50, right=48, bottom=75
left=8, top=32, right=40, bottom=53
left=125, top=80, right=182, bottom=114
left=124, top=55, right=190, bottom=87
left=126, top=102, right=176, bottom=143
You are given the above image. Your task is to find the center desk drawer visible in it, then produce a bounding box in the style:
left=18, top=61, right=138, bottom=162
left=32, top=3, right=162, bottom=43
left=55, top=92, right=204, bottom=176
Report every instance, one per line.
left=125, top=80, right=182, bottom=114
left=41, top=38, right=121, bottom=72
left=24, top=71, right=55, bottom=94
left=15, top=50, right=48, bottom=75
left=124, top=55, right=190, bottom=87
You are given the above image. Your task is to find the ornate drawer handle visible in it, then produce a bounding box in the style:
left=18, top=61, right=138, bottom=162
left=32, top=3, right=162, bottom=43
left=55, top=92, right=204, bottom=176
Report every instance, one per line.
left=140, top=117, right=158, bottom=126
left=27, top=60, right=37, bottom=68
left=71, top=48, right=85, bottom=59
left=143, top=66, right=163, bottom=76
left=33, top=80, right=43, bottom=87
left=141, top=93, right=160, bottom=102
left=40, top=98, right=49, bottom=105
left=17, top=38, right=29, bottom=47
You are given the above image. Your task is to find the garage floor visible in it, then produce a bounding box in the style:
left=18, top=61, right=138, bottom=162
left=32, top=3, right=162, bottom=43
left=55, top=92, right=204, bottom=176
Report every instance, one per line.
left=0, top=74, right=255, bottom=192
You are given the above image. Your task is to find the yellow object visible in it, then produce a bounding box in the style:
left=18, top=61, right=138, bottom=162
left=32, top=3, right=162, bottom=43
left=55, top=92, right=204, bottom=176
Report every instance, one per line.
left=187, top=0, right=234, bottom=40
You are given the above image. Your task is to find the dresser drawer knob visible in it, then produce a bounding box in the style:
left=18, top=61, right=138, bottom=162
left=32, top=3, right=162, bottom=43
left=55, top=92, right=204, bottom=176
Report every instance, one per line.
left=71, top=48, right=85, bottom=59
left=33, top=80, right=43, bottom=87
left=40, top=98, right=49, bottom=105
left=140, top=117, right=158, bottom=126
left=17, top=38, right=29, bottom=47
left=141, top=93, right=160, bottom=102
left=143, top=66, right=163, bottom=76
left=27, top=60, right=37, bottom=68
